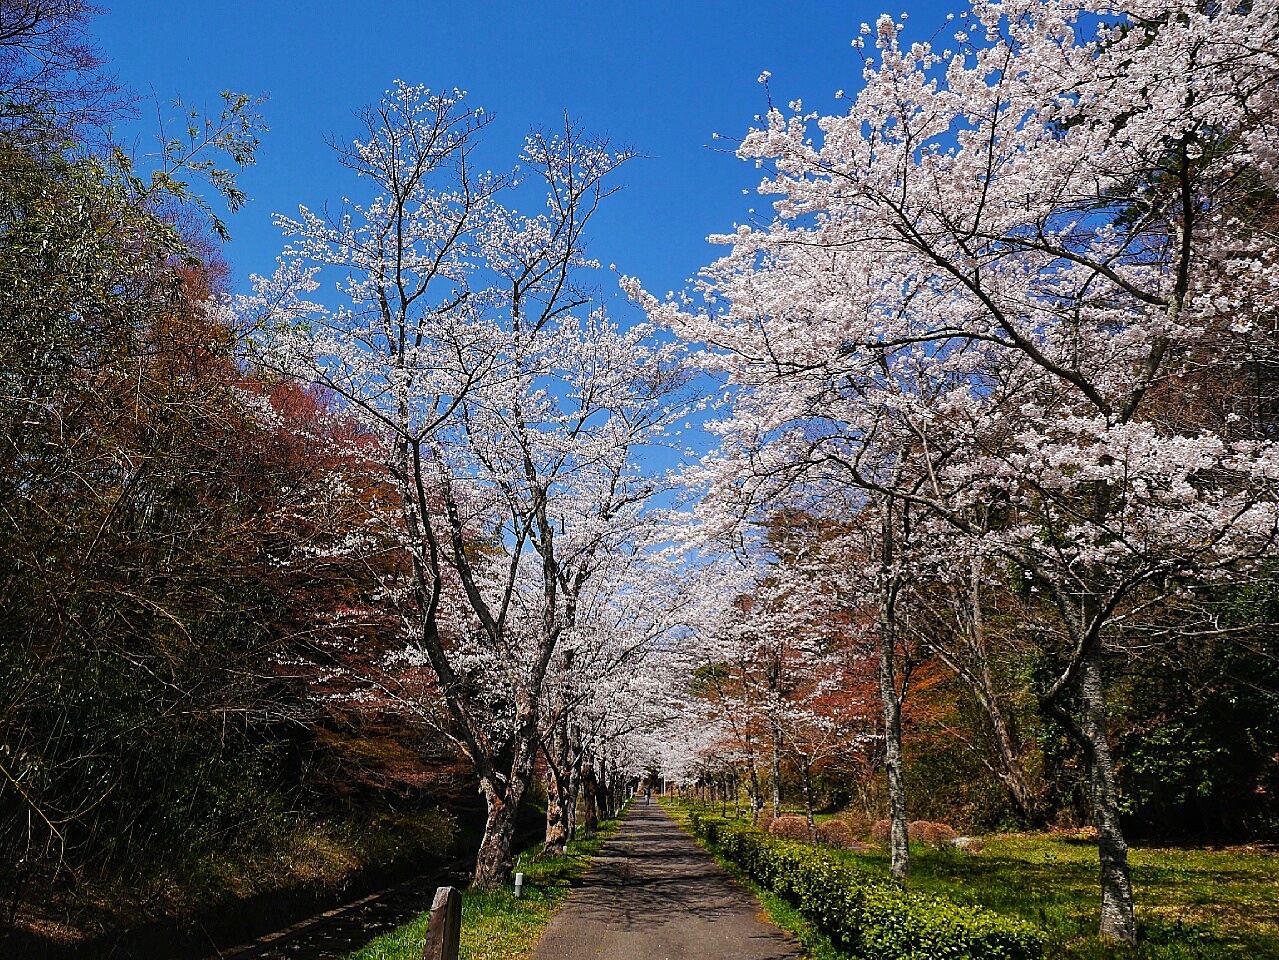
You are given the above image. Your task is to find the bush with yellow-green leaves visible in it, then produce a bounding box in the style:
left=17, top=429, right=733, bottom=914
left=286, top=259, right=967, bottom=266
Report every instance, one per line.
left=687, top=812, right=1043, bottom=960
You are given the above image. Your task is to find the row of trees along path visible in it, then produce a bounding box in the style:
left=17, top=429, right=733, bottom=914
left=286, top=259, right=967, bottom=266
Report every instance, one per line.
left=528, top=801, right=798, bottom=960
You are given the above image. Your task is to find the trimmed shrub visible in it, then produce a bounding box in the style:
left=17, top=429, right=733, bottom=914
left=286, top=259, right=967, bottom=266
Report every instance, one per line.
left=769, top=814, right=811, bottom=841
left=840, top=810, right=874, bottom=839
left=685, top=814, right=1044, bottom=960
left=870, top=819, right=891, bottom=845
left=922, top=822, right=959, bottom=848
left=817, top=819, right=855, bottom=848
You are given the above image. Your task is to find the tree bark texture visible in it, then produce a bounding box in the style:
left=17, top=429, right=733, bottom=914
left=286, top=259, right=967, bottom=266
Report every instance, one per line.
left=544, top=772, right=569, bottom=857
left=473, top=793, right=519, bottom=891
left=1081, top=643, right=1136, bottom=943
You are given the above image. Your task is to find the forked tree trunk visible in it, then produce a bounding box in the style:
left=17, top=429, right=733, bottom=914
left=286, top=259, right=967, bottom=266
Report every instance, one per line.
left=944, top=555, right=1042, bottom=825
left=472, top=700, right=540, bottom=889
left=985, top=691, right=1041, bottom=825
left=1039, top=575, right=1137, bottom=945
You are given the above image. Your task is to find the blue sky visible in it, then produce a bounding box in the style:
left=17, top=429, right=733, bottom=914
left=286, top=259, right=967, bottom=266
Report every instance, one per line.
left=95, top=0, right=956, bottom=308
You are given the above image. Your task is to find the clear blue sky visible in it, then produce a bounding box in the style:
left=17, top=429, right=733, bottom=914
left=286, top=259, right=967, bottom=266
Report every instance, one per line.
left=95, top=0, right=956, bottom=307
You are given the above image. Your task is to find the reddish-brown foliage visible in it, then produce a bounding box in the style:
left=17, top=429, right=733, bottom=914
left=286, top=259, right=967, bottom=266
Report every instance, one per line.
left=816, top=819, right=855, bottom=848
left=769, top=814, right=812, bottom=841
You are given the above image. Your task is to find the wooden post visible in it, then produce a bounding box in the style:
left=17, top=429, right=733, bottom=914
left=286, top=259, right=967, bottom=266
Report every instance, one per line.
left=423, top=886, right=461, bottom=960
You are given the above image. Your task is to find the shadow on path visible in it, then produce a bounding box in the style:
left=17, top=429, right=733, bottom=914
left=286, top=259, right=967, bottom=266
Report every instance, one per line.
left=529, top=803, right=799, bottom=960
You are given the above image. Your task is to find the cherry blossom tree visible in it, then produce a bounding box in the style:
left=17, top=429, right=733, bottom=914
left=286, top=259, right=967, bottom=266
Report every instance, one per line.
left=537, top=526, right=695, bottom=851
left=247, top=83, right=688, bottom=888
left=634, top=0, right=1279, bottom=942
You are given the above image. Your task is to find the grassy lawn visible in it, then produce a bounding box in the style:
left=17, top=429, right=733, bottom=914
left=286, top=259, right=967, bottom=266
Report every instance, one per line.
left=341, top=810, right=626, bottom=960
left=879, top=834, right=1279, bottom=960
left=673, top=801, right=1279, bottom=959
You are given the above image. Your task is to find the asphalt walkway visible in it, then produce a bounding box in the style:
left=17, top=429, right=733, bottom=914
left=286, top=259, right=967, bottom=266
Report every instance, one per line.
left=528, top=802, right=800, bottom=960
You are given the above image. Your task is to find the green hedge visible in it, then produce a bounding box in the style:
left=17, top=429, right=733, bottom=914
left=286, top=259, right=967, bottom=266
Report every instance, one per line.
left=686, top=812, right=1044, bottom=960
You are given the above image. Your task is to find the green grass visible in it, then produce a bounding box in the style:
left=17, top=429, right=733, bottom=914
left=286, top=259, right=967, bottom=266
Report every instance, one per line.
left=881, top=833, right=1279, bottom=960
left=671, top=801, right=1279, bottom=959
left=342, top=810, right=627, bottom=960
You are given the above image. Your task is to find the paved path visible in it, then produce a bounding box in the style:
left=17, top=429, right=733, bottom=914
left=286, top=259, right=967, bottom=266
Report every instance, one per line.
left=528, top=802, right=800, bottom=960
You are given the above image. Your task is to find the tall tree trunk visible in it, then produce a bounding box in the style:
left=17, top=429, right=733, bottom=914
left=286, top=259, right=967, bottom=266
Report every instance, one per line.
left=746, top=735, right=763, bottom=824
left=1080, top=642, right=1136, bottom=943
left=595, top=755, right=610, bottom=821
left=770, top=721, right=783, bottom=818
left=983, top=688, right=1040, bottom=825
left=879, top=495, right=910, bottom=879
left=581, top=761, right=599, bottom=837
left=566, top=767, right=580, bottom=841
left=799, top=752, right=816, bottom=839
left=544, top=772, right=569, bottom=856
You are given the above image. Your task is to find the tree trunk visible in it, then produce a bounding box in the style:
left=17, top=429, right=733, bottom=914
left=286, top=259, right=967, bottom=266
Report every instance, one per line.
left=770, top=722, right=783, bottom=818
left=879, top=496, right=910, bottom=879
left=1080, top=643, right=1136, bottom=943
left=880, top=652, right=910, bottom=879
left=594, top=756, right=610, bottom=821
left=747, top=739, right=763, bottom=824
left=544, top=772, right=570, bottom=856
left=474, top=791, right=519, bottom=890
left=800, top=752, right=816, bottom=839
left=581, top=761, right=599, bottom=837
left=472, top=698, right=539, bottom=889
left=984, top=690, right=1041, bottom=825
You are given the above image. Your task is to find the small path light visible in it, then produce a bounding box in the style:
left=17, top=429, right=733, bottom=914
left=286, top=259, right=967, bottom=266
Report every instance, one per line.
left=514, top=872, right=524, bottom=898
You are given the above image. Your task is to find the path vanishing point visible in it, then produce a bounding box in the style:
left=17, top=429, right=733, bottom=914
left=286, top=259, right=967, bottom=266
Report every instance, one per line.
left=528, top=802, right=801, bottom=960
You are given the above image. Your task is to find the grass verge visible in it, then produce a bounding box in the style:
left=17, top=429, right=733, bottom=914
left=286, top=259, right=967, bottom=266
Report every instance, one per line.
left=341, top=808, right=628, bottom=960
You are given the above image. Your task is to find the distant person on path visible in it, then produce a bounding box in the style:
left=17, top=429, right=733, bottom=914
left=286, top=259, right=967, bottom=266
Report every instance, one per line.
left=644, top=783, right=651, bottom=805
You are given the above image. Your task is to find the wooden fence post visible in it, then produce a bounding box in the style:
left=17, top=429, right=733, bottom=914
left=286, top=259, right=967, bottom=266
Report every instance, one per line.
left=423, top=885, right=461, bottom=960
